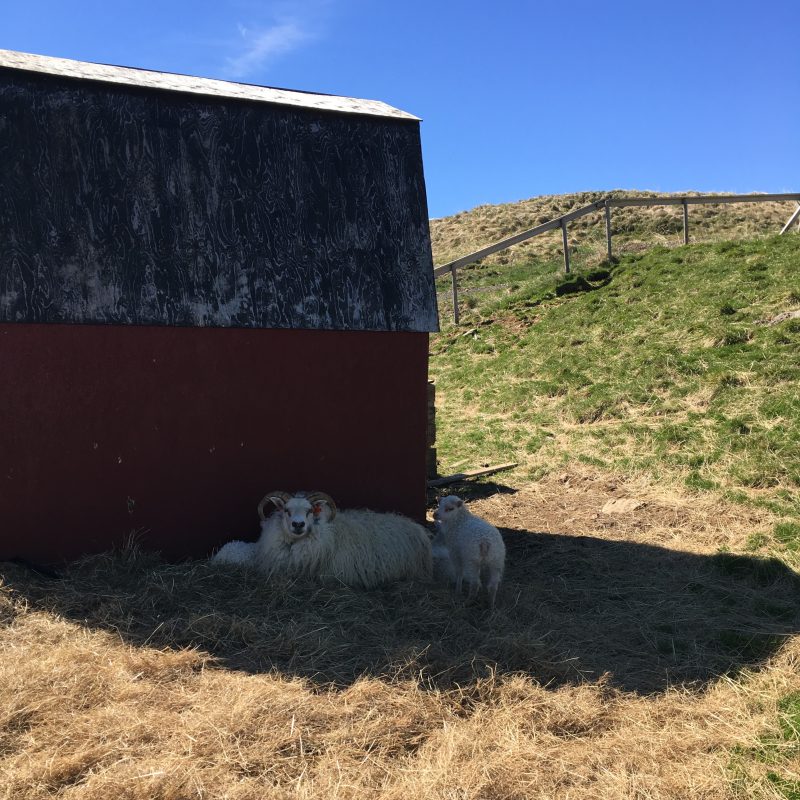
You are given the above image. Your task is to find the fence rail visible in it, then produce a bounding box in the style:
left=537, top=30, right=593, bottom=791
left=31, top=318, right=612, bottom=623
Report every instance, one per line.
left=435, top=192, right=800, bottom=323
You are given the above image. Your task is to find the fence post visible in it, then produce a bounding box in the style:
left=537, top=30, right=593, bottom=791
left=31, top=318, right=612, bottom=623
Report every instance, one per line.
left=561, top=220, right=570, bottom=273
left=450, top=265, right=459, bottom=324
left=682, top=200, right=689, bottom=244
left=779, top=203, right=800, bottom=234
left=605, top=200, right=612, bottom=260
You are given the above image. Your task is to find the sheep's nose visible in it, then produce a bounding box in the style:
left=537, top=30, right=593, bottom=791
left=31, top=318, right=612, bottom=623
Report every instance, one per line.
left=292, top=521, right=305, bottom=532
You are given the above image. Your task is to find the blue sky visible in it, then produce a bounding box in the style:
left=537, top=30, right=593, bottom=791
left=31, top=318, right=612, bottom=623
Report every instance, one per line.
left=3, top=0, right=798, bottom=219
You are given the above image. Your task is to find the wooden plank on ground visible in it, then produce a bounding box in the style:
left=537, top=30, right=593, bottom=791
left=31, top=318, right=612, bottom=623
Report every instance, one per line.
left=427, top=462, right=518, bottom=488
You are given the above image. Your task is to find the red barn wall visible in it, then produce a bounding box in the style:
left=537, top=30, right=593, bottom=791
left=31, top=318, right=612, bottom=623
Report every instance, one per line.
left=0, top=324, right=430, bottom=563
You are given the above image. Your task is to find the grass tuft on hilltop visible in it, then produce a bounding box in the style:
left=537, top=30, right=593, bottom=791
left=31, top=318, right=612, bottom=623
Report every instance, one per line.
left=430, top=189, right=796, bottom=272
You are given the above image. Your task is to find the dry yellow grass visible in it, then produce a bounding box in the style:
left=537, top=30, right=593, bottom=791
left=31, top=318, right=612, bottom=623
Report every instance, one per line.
left=3, top=469, right=799, bottom=799
left=430, top=190, right=795, bottom=270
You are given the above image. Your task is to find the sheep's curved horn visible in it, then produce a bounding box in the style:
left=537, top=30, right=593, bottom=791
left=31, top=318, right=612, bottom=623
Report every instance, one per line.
left=257, top=490, right=292, bottom=520
left=306, top=491, right=337, bottom=520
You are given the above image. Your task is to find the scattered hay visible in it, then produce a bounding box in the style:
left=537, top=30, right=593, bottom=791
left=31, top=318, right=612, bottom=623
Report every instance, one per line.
left=2, top=472, right=800, bottom=798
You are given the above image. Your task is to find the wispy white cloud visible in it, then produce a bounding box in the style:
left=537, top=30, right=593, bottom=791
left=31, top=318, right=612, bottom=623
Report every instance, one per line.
left=224, top=19, right=315, bottom=79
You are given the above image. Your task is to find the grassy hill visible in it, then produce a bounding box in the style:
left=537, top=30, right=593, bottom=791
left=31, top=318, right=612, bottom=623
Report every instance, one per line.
left=426, top=196, right=800, bottom=797
left=429, top=198, right=800, bottom=519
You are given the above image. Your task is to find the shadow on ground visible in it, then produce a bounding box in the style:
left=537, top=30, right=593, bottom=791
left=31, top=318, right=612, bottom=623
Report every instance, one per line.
left=427, top=480, right=517, bottom=504
left=2, top=526, right=799, bottom=694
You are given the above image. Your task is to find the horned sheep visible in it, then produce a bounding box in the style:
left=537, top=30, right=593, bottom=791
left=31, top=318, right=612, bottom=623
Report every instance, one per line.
left=212, top=490, right=432, bottom=589
left=433, top=494, right=506, bottom=609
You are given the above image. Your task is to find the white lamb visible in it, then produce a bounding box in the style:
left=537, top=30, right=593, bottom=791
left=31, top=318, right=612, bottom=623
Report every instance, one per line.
left=433, top=494, right=506, bottom=609
left=212, top=490, right=432, bottom=589
left=211, top=539, right=257, bottom=566
left=431, top=528, right=456, bottom=584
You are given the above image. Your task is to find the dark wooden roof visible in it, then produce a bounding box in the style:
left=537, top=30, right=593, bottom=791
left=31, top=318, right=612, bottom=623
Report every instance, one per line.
left=0, top=51, right=438, bottom=332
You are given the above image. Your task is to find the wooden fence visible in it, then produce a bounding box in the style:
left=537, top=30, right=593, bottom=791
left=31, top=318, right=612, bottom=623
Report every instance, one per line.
left=434, top=193, right=800, bottom=323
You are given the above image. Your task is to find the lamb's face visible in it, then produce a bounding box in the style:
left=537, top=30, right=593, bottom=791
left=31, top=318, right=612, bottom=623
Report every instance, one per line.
left=434, top=495, right=464, bottom=529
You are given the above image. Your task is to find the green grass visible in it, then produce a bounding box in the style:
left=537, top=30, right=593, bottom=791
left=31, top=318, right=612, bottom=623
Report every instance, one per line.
left=430, top=234, right=800, bottom=516
left=775, top=522, right=800, bottom=551
left=730, top=692, right=800, bottom=798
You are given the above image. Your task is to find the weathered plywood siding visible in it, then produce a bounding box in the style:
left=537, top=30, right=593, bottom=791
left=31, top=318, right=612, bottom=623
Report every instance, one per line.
left=0, top=69, right=438, bottom=331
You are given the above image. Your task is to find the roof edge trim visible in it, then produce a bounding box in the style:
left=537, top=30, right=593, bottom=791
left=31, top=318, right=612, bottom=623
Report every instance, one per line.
left=0, top=48, right=421, bottom=121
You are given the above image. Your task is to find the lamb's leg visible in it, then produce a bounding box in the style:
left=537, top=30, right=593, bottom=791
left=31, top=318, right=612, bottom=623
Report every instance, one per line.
left=451, top=550, right=466, bottom=595
left=486, top=567, right=502, bottom=610
left=462, top=560, right=481, bottom=600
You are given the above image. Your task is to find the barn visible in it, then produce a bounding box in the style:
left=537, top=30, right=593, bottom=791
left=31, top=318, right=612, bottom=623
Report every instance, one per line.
left=0, top=49, right=439, bottom=563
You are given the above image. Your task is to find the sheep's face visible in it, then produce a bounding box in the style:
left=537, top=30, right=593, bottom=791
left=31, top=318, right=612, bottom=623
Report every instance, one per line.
left=434, top=495, right=465, bottom=529
left=274, top=496, right=324, bottom=540
left=273, top=497, right=327, bottom=541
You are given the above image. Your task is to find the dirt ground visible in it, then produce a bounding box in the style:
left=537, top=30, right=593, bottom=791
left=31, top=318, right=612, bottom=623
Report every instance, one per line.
left=461, top=466, right=774, bottom=555
left=435, top=467, right=799, bottom=693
